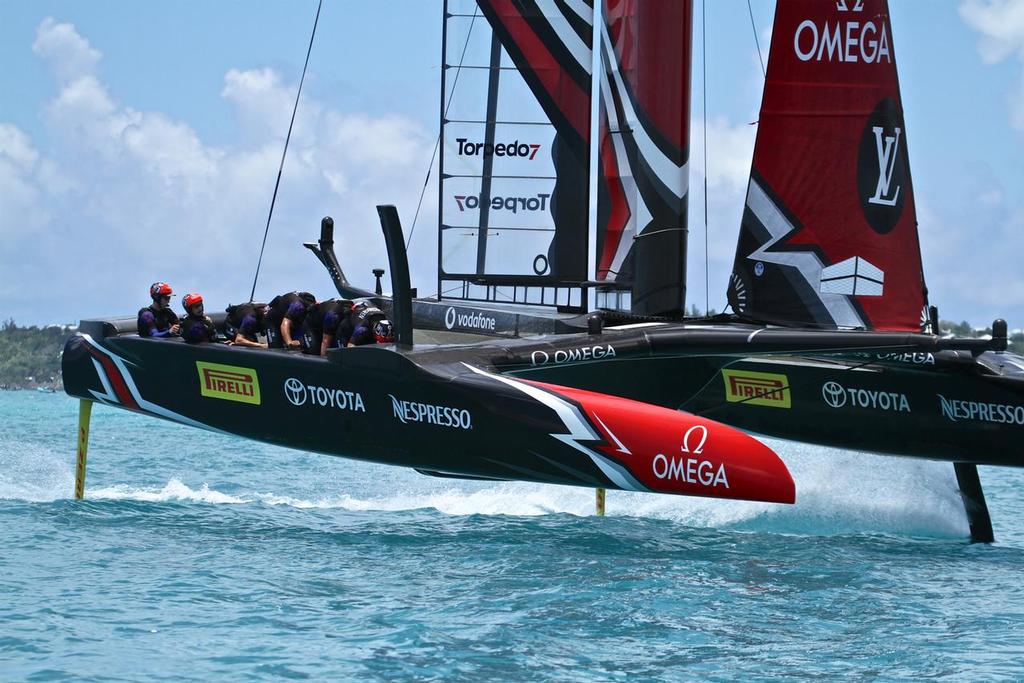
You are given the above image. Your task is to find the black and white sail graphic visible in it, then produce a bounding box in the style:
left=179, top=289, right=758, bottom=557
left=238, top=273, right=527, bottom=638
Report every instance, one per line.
left=595, top=0, right=693, bottom=316
left=439, top=0, right=593, bottom=311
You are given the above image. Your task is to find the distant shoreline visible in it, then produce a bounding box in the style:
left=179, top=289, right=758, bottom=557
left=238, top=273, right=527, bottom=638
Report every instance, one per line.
left=0, top=321, right=74, bottom=392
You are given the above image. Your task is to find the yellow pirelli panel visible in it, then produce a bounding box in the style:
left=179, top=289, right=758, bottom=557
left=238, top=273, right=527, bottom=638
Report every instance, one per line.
left=721, top=369, right=791, bottom=409
left=196, top=361, right=261, bottom=405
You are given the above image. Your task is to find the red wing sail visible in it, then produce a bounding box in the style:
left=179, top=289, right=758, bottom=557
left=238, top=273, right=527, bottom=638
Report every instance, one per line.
left=727, top=0, right=927, bottom=331
left=596, top=0, right=693, bottom=316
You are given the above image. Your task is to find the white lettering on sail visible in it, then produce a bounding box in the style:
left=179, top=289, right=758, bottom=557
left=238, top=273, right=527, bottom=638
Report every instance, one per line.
left=794, top=19, right=890, bottom=64
left=868, top=126, right=902, bottom=206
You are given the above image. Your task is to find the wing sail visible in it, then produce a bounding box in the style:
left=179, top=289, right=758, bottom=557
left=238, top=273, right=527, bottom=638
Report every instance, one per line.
left=596, top=0, right=693, bottom=316
left=439, top=0, right=594, bottom=311
left=727, top=0, right=927, bottom=331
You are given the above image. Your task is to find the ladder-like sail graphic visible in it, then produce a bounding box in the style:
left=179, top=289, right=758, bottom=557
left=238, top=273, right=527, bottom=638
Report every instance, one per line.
left=439, top=0, right=593, bottom=311
left=596, top=0, right=693, bottom=316
left=727, top=0, right=927, bottom=331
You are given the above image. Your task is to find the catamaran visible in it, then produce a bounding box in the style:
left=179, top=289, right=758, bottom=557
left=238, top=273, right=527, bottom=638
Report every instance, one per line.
left=63, top=0, right=1021, bottom=542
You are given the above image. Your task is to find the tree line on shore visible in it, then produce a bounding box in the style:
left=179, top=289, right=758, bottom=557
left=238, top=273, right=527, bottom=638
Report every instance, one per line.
left=0, top=319, right=72, bottom=390
left=1, top=315, right=1023, bottom=390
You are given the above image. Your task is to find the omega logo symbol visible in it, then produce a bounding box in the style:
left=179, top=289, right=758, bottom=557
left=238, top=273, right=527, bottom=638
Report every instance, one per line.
left=680, top=425, right=708, bottom=455
left=284, top=378, right=307, bottom=406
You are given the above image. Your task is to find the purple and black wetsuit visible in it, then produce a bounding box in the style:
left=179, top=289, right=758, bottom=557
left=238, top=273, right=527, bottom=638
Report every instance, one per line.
left=137, top=305, right=179, bottom=338
left=181, top=315, right=217, bottom=344
left=225, top=303, right=265, bottom=343
left=301, top=299, right=349, bottom=355
left=265, top=292, right=315, bottom=349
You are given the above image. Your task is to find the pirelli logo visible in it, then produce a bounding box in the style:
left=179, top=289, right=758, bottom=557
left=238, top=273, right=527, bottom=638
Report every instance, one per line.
left=196, top=362, right=261, bottom=405
left=722, top=369, right=791, bottom=409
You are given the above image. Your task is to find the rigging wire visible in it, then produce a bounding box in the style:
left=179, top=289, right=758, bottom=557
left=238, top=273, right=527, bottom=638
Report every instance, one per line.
left=406, top=8, right=480, bottom=251
left=702, top=0, right=709, bottom=315
left=248, top=0, right=324, bottom=303
left=747, top=0, right=766, bottom=78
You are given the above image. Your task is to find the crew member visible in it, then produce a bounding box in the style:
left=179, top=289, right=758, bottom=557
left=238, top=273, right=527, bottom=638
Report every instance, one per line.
left=266, top=291, right=316, bottom=349
left=301, top=299, right=353, bottom=356
left=225, top=302, right=267, bottom=348
left=138, top=282, right=180, bottom=338
left=347, top=306, right=391, bottom=346
left=335, top=299, right=369, bottom=348
left=180, top=293, right=217, bottom=344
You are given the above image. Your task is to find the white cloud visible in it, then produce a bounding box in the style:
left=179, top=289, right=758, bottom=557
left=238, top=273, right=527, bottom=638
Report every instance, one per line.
left=960, top=0, right=1024, bottom=63
left=961, top=0, right=1024, bottom=131
left=1, top=19, right=435, bottom=325
left=31, top=17, right=101, bottom=84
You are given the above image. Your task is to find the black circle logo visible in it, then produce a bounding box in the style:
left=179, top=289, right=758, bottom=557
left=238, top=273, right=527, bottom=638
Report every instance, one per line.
left=857, top=98, right=909, bottom=235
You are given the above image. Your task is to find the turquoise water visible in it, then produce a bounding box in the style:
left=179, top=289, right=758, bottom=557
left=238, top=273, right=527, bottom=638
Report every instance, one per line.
left=3, top=390, right=1024, bottom=680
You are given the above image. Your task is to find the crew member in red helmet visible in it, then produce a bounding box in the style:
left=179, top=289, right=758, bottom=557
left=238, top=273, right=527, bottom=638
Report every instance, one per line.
left=138, top=282, right=181, bottom=338
left=180, top=293, right=217, bottom=344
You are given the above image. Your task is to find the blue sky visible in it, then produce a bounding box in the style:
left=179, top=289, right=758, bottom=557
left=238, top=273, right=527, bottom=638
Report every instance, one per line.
left=1, top=1, right=1023, bottom=329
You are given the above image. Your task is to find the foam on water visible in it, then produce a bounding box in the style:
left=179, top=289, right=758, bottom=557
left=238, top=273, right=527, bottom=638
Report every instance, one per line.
left=0, top=430, right=967, bottom=537
left=7, top=393, right=1024, bottom=680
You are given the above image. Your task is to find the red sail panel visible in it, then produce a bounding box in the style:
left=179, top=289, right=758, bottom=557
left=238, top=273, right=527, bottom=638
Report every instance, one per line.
left=477, top=0, right=592, bottom=151
left=597, top=0, right=692, bottom=316
left=727, top=0, right=926, bottom=331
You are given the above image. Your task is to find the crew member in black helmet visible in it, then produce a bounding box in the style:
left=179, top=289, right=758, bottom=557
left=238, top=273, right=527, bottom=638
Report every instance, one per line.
left=265, top=291, right=316, bottom=349
left=138, top=282, right=181, bottom=338
left=225, top=302, right=268, bottom=348
left=180, top=293, right=217, bottom=344
left=301, top=299, right=353, bottom=356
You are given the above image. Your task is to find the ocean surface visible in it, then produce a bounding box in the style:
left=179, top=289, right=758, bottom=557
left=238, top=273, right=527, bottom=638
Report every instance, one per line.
left=3, top=390, right=1024, bottom=681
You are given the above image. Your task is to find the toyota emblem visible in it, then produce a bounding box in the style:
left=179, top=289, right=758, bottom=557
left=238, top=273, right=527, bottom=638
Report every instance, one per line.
left=821, top=381, right=846, bottom=408
left=284, top=378, right=307, bottom=406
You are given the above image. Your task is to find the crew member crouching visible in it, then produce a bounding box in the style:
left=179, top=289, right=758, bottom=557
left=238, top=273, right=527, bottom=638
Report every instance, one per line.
left=138, top=282, right=181, bottom=338
left=302, top=298, right=353, bottom=356
left=180, top=293, right=217, bottom=344
left=224, top=302, right=268, bottom=348
left=266, top=291, right=316, bottom=349
left=347, top=305, right=393, bottom=346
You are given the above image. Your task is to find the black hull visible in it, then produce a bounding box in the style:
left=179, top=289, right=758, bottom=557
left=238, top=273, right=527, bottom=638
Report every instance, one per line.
left=513, top=349, right=1024, bottom=468
left=65, top=318, right=1024, bottom=473
left=61, top=322, right=800, bottom=505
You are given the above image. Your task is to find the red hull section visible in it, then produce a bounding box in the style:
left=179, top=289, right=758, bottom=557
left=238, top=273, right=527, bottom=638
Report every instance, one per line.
left=729, top=0, right=926, bottom=331
left=528, top=381, right=796, bottom=505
